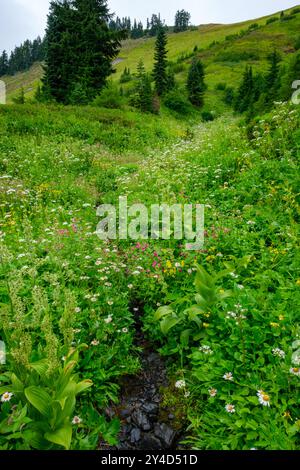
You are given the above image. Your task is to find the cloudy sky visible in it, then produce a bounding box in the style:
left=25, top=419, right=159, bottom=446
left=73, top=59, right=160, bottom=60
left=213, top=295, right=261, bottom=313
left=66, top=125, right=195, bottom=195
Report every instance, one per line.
left=0, top=0, right=298, bottom=52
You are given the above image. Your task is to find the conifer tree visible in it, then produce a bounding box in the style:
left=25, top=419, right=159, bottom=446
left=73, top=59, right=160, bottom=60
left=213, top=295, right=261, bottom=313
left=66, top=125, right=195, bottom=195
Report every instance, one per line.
left=153, top=27, right=168, bottom=96
left=42, top=0, right=76, bottom=103
left=0, top=51, right=9, bottom=76
left=235, top=66, right=255, bottom=113
left=43, top=0, right=125, bottom=103
left=135, top=60, right=153, bottom=112
left=174, top=10, right=191, bottom=33
left=264, top=50, right=281, bottom=106
left=187, top=58, right=206, bottom=107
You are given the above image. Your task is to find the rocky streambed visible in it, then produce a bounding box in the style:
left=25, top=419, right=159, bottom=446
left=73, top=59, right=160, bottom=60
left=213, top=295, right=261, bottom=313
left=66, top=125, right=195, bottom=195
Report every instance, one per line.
left=100, top=304, right=184, bottom=450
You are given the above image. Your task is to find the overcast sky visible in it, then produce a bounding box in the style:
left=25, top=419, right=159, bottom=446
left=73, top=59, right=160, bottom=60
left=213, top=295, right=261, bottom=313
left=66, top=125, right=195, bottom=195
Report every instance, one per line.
left=0, top=0, right=298, bottom=52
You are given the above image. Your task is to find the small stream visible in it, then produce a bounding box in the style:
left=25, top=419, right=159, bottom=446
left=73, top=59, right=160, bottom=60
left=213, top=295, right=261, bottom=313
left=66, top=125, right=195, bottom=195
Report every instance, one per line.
left=100, top=303, right=182, bottom=450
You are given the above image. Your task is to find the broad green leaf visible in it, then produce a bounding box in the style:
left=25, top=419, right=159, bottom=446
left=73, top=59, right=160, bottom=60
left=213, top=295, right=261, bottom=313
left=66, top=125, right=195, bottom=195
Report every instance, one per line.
left=180, top=329, right=192, bottom=347
left=154, top=306, right=174, bottom=321
left=45, top=425, right=72, bottom=450
left=184, top=305, right=205, bottom=316
left=30, top=360, right=49, bottom=377
left=25, top=386, right=52, bottom=418
left=160, top=316, right=180, bottom=335
left=0, top=385, right=13, bottom=394
left=74, top=379, right=93, bottom=395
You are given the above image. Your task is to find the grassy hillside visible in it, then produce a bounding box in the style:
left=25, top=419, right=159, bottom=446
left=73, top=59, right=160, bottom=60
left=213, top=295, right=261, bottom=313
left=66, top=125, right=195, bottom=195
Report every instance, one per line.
left=1, top=4, right=300, bottom=108
left=1, top=62, right=43, bottom=103
left=0, top=4, right=300, bottom=453
left=0, top=99, right=299, bottom=450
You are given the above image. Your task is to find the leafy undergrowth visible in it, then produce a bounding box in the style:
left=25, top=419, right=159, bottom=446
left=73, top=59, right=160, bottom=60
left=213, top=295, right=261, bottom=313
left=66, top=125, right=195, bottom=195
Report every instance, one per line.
left=0, top=102, right=299, bottom=449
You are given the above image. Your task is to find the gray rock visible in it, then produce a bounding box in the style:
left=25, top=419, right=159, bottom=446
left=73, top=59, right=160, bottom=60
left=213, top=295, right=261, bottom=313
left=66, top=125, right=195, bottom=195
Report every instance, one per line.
left=139, top=434, right=162, bottom=450
left=142, top=402, right=159, bottom=416
left=130, top=428, right=141, bottom=443
left=132, top=410, right=152, bottom=431
left=154, top=423, right=176, bottom=448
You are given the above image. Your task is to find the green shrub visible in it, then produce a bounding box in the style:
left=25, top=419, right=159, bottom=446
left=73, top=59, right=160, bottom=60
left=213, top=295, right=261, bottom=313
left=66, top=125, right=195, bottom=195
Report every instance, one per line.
left=201, top=111, right=214, bottom=122
left=119, top=67, right=132, bottom=84
left=224, top=86, right=235, bottom=106
left=225, top=34, right=239, bottom=41
left=281, top=14, right=296, bottom=22
left=209, top=40, right=220, bottom=48
left=163, top=89, right=192, bottom=114
left=215, top=82, right=227, bottom=91
left=248, top=23, right=259, bottom=31
left=266, top=17, right=278, bottom=25
left=295, top=36, right=300, bottom=50
left=93, top=83, right=125, bottom=109
left=291, top=7, right=300, bottom=15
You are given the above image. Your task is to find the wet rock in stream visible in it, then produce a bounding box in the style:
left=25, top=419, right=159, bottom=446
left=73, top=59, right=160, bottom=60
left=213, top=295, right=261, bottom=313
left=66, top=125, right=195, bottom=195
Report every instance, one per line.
left=99, top=304, right=181, bottom=450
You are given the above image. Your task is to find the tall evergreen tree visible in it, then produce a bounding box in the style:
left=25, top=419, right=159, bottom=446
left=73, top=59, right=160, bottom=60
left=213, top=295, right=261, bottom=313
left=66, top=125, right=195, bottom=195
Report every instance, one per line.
left=153, top=27, right=168, bottom=96
left=174, top=10, right=191, bottom=33
left=0, top=51, right=9, bottom=76
left=74, top=0, right=126, bottom=102
left=234, top=66, right=255, bottom=113
left=43, top=0, right=125, bottom=104
left=149, top=14, right=164, bottom=36
left=42, top=0, right=77, bottom=103
left=187, top=58, right=206, bottom=107
left=0, top=38, right=45, bottom=76
left=264, top=50, right=281, bottom=106
left=135, top=60, right=153, bottom=112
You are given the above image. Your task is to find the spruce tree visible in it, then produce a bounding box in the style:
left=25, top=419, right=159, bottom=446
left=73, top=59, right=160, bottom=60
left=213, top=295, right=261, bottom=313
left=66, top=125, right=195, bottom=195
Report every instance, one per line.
left=0, top=51, right=8, bottom=76
left=42, top=0, right=77, bottom=103
left=43, top=0, right=125, bottom=103
left=174, top=10, right=191, bottom=33
left=153, top=27, right=168, bottom=96
left=264, top=50, right=281, bottom=106
left=135, top=60, right=153, bottom=112
left=235, top=66, right=255, bottom=113
left=187, top=58, right=206, bottom=107
left=74, top=0, right=125, bottom=102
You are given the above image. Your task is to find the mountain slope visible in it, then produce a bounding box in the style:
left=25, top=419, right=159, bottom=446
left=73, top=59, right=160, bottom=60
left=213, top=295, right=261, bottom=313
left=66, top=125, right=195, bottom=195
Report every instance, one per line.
left=1, top=4, right=300, bottom=106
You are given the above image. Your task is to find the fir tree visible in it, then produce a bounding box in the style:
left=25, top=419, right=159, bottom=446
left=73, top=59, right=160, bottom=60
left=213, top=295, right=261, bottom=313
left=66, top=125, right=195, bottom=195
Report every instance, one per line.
left=0, top=51, right=9, bottom=76
left=43, top=0, right=125, bottom=103
left=42, top=0, right=77, bottom=103
left=234, top=66, right=256, bottom=113
left=35, top=83, right=43, bottom=102
left=149, top=14, right=164, bottom=36
left=174, top=10, right=191, bottom=33
left=135, top=60, right=153, bottom=112
left=153, top=27, right=168, bottom=96
left=120, top=67, right=131, bottom=84
left=187, top=58, right=206, bottom=107
left=264, top=50, right=281, bottom=106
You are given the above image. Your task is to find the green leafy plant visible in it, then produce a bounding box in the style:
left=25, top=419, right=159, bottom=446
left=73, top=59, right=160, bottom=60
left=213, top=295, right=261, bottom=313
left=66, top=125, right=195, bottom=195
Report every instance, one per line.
left=154, top=266, right=231, bottom=350
left=0, top=347, right=92, bottom=450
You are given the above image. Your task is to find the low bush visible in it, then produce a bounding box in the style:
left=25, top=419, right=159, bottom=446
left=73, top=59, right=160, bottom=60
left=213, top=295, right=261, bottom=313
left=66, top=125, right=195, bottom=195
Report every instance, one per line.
left=201, top=110, right=215, bottom=122
left=163, top=89, right=193, bottom=115
left=266, top=17, right=278, bottom=25
left=93, top=83, right=125, bottom=109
